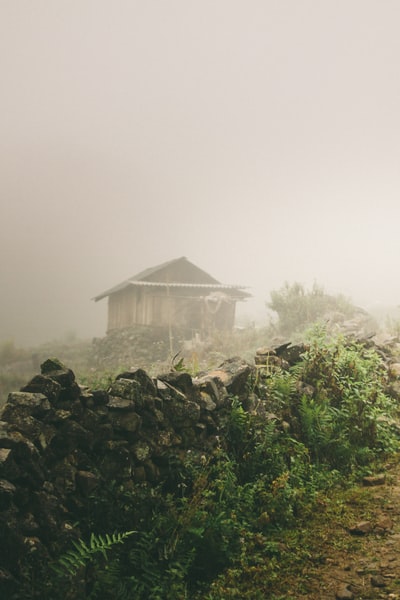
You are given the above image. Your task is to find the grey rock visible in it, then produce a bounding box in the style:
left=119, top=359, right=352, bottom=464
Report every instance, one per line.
left=21, top=375, right=61, bottom=403
left=0, top=479, right=16, bottom=510
left=40, top=358, right=76, bottom=388
left=198, top=391, right=217, bottom=411
left=108, top=410, right=142, bottom=433
left=75, top=470, right=99, bottom=495
left=116, top=368, right=157, bottom=396
left=349, top=521, right=373, bottom=535
left=207, top=357, right=253, bottom=398
left=193, top=375, right=228, bottom=408
left=165, top=399, right=200, bottom=427
left=274, top=342, right=307, bottom=365
left=108, top=378, right=141, bottom=402
left=371, top=574, right=386, bottom=587
left=362, top=474, right=385, bottom=486
left=2, top=392, right=51, bottom=420
left=108, top=396, right=136, bottom=411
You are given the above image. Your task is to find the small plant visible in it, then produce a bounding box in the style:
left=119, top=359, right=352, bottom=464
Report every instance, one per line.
left=298, top=395, right=333, bottom=464
left=171, top=351, right=186, bottom=371
left=53, top=531, right=135, bottom=578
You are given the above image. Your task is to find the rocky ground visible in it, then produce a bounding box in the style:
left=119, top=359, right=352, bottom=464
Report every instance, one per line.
left=293, top=459, right=400, bottom=599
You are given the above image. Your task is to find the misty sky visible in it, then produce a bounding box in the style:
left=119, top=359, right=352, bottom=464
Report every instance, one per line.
left=2, top=1, right=400, bottom=345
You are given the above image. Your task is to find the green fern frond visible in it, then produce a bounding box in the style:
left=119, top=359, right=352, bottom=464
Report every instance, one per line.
left=299, top=395, right=333, bottom=461
left=53, top=530, right=136, bottom=578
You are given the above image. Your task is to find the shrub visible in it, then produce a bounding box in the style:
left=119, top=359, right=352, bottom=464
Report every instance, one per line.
left=267, top=281, right=357, bottom=336
left=292, top=327, right=399, bottom=469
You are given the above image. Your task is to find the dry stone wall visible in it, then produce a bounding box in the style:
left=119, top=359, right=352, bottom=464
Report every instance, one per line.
left=1, top=336, right=400, bottom=597
left=0, top=355, right=254, bottom=595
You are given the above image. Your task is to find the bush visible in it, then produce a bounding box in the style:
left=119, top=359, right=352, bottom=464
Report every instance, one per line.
left=291, top=327, right=399, bottom=469
left=267, top=281, right=357, bottom=336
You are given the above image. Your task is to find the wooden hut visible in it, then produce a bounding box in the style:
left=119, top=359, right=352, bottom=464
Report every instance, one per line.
left=93, top=257, right=250, bottom=334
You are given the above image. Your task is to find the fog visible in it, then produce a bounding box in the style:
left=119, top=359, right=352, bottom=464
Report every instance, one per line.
left=2, top=1, right=400, bottom=346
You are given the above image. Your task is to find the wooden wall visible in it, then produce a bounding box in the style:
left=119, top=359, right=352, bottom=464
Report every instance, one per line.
left=107, top=287, right=236, bottom=332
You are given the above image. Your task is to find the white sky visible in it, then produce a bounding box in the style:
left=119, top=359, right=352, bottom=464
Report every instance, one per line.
left=1, top=1, right=400, bottom=344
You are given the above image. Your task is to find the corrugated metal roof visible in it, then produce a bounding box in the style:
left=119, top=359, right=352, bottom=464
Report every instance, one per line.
left=125, top=281, right=247, bottom=289
left=94, top=280, right=250, bottom=301
left=129, top=281, right=245, bottom=290
left=93, top=257, right=250, bottom=301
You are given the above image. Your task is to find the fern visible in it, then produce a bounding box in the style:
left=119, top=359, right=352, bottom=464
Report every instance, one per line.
left=53, top=530, right=135, bottom=577
left=86, top=558, right=129, bottom=600
left=298, top=395, right=333, bottom=463
left=265, top=369, right=298, bottom=412
left=225, top=397, right=251, bottom=453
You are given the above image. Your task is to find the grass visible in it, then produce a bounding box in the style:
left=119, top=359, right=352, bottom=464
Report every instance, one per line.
left=220, top=458, right=400, bottom=599
left=0, top=326, right=274, bottom=400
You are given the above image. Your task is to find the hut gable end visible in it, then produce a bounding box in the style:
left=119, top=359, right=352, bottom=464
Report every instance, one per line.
left=133, top=257, right=220, bottom=285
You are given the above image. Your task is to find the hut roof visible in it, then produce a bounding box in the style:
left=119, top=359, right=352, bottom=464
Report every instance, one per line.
left=93, top=256, right=250, bottom=302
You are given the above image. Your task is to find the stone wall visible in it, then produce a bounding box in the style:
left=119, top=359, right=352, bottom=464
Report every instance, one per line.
left=0, top=355, right=254, bottom=595
left=1, top=336, right=399, bottom=596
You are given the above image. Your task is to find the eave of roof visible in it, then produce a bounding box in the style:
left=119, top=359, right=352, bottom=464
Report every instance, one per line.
left=93, top=280, right=251, bottom=302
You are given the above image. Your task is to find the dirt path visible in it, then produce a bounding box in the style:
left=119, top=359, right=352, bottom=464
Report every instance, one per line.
left=294, top=459, right=400, bottom=599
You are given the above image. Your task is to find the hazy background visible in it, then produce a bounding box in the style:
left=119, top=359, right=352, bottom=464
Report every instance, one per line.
left=2, top=0, right=400, bottom=345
